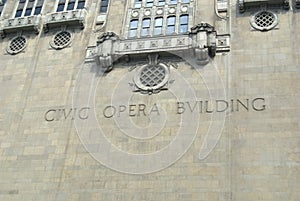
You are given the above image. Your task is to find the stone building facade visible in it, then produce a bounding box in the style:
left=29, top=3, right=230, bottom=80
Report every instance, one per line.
left=0, top=0, right=299, bottom=200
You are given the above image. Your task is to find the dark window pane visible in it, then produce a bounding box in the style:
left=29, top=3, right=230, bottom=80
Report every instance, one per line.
left=67, top=2, right=75, bottom=10
left=24, top=8, right=32, bottom=16
left=100, top=6, right=107, bottom=13
left=57, top=3, right=64, bottom=12
left=0, top=0, right=5, bottom=16
left=100, top=0, right=108, bottom=13
left=15, top=9, right=23, bottom=17
left=20, top=0, right=26, bottom=3
left=34, top=6, right=42, bottom=15
left=77, top=1, right=85, bottom=9
left=101, top=0, right=109, bottom=6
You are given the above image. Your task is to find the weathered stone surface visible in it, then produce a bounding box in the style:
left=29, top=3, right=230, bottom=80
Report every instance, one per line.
left=0, top=0, right=299, bottom=201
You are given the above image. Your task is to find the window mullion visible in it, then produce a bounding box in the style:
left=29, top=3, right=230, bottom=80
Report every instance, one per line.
left=74, top=0, right=78, bottom=10
left=22, top=0, right=29, bottom=17
left=175, top=6, right=180, bottom=34
left=32, top=0, right=38, bottom=15
left=64, top=0, right=69, bottom=11
left=162, top=8, right=167, bottom=35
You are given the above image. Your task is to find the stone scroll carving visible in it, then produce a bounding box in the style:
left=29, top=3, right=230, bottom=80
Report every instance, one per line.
left=94, top=32, right=119, bottom=72
left=190, top=23, right=217, bottom=65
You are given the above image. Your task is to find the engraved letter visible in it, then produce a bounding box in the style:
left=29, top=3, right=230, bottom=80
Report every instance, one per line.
left=216, top=100, right=228, bottom=112
left=103, top=106, right=116, bottom=118
left=149, top=103, right=160, bottom=115
left=252, top=98, right=266, bottom=111
left=79, top=107, right=90, bottom=120
left=138, top=104, right=146, bottom=116
left=45, top=109, right=56, bottom=122
left=177, top=102, right=185, bottom=114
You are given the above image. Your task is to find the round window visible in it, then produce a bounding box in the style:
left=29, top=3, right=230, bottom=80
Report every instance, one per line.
left=250, top=11, right=278, bottom=31
left=134, top=63, right=170, bottom=92
left=7, top=36, right=27, bottom=55
left=50, top=31, right=72, bottom=49
left=140, top=65, right=166, bottom=87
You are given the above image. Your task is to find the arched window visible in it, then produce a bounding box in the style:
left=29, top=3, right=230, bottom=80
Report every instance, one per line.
left=154, top=17, right=163, bottom=35
left=141, top=18, right=151, bottom=36
left=157, top=0, right=165, bottom=6
left=129, top=19, right=138, bottom=38
left=170, top=0, right=177, bottom=4
left=146, top=0, right=153, bottom=7
left=182, top=0, right=190, bottom=3
left=179, top=14, right=188, bottom=33
left=166, top=16, right=176, bottom=35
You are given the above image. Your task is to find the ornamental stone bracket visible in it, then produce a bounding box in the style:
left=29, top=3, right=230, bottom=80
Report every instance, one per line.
left=238, top=0, right=290, bottom=13
left=0, top=15, right=42, bottom=38
left=86, top=23, right=230, bottom=72
left=43, top=9, right=87, bottom=32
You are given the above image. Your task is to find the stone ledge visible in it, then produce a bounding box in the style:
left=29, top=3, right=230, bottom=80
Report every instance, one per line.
left=43, top=9, right=87, bottom=32
left=238, top=0, right=289, bottom=13
left=0, top=15, right=42, bottom=38
left=90, top=23, right=231, bottom=72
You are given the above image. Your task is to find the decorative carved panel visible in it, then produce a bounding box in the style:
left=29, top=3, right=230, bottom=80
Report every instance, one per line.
left=88, top=23, right=230, bottom=72
left=44, top=9, right=87, bottom=32
left=0, top=15, right=42, bottom=38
